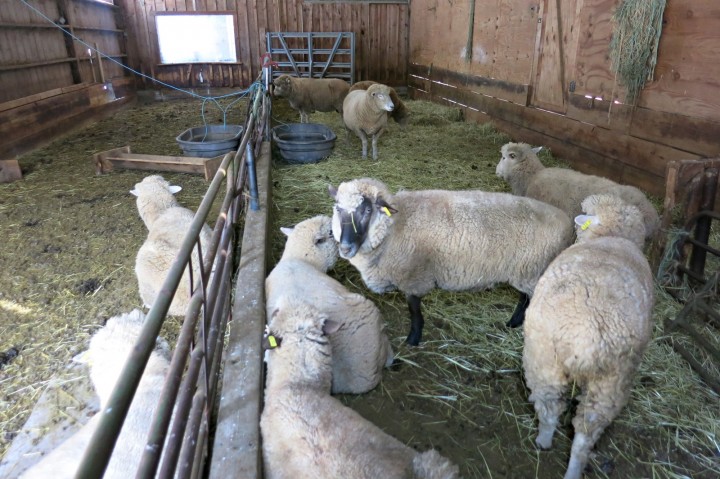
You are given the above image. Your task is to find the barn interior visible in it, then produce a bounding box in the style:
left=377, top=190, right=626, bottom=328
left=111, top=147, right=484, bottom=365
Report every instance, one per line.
left=1, top=1, right=719, bottom=479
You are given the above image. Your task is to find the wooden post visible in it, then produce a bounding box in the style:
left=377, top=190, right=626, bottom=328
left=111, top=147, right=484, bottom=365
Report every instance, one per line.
left=95, top=42, right=106, bottom=83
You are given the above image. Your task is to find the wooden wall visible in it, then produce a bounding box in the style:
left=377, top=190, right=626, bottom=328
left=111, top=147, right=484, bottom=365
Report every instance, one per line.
left=0, top=0, right=133, bottom=177
left=408, top=0, right=720, bottom=198
left=116, top=0, right=410, bottom=89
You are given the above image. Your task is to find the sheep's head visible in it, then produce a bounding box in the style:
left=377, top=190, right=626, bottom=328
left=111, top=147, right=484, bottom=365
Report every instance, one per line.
left=367, top=84, right=394, bottom=112
left=272, top=74, right=294, bottom=98
left=575, top=194, right=646, bottom=248
left=496, top=142, right=542, bottom=180
left=328, top=178, right=397, bottom=259
left=279, top=215, right=338, bottom=272
left=264, top=303, right=340, bottom=387
left=130, top=175, right=181, bottom=228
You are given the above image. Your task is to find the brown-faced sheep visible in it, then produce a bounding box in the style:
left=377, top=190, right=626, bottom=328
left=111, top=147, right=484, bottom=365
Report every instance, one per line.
left=523, top=194, right=654, bottom=479
left=496, top=142, right=660, bottom=241
left=272, top=74, right=350, bottom=123
left=342, top=83, right=395, bottom=160
left=349, top=81, right=409, bottom=126
left=329, top=177, right=574, bottom=345
left=265, top=215, right=394, bottom=394
left=260, top=301, right=460, bottom=479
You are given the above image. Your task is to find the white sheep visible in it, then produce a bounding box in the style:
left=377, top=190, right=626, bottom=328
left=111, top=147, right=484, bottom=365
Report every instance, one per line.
left=131, top=175, right=213, bottom=316
left=260, top=301, right=460, bottom=479
left=496, top=142, right=660, bottom=240
left=20, top=309, right=171, bottom=479
left=265, top=215, right=393, bottom=394
left=272, top=74, right=350, bottom=123
left=349, top=81, right=410, bottom=126
left=329, top=177, right=574, bottom=345
left=523, top=194, right=654, bottom=479
left=342, top=83, right=395, bottom=160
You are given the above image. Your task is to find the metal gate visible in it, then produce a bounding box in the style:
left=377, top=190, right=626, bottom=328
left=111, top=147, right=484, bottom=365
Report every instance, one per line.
left=265, top=32, right=355, bottom=83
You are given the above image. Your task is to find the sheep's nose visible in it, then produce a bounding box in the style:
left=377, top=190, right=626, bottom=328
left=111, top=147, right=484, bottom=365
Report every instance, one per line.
left=338, top=243, right=355, bottom=259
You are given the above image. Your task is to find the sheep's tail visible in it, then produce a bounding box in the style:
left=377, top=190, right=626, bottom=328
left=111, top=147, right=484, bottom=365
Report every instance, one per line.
left=412, top=450, right=461, bottom=479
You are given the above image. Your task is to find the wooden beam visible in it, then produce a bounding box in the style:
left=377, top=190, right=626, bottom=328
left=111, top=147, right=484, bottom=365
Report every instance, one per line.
left=94, top=146, right=225, bottom=181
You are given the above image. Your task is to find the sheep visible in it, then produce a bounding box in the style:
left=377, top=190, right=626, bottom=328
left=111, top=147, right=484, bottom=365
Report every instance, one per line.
left=496, top=142, right=660, bottom=240
left=131, top=175, right=213, bottom=316
left=342, top=83, right=395, bottom=160
left=349, top=81, right=409, bottom=126
left=271, top=74, right=350, bottom=123
left=328, top=177, right=574, bottom=345
left=265, top=215, right=394, bottom=394
left=260, top=301, right=460, bottom=479
left=522, top=194, right=654, bottom=479
left=20, top=309, right=171, bottom=479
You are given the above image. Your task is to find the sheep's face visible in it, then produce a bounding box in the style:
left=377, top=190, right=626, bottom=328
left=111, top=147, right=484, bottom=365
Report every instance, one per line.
left=496, top=143, right=541, bottom=179
left=368, top=84, right=394, bottom=112
left=281, top=215, right=338, bottom=271
left=332, top=195, right=373, bottom=259
left=272, top=75, right=293, bottom=98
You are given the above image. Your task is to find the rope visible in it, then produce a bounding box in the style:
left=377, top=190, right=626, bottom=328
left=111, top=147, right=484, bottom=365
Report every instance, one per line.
left=17, top=0, right=265, bottom=131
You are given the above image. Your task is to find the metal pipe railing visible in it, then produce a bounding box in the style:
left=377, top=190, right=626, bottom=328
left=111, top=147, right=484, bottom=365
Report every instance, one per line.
left=76, top=81, right=268, bottom=479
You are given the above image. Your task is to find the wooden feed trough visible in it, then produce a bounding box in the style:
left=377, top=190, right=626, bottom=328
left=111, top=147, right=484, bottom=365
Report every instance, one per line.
left=93, top=145, right=226, bottom=181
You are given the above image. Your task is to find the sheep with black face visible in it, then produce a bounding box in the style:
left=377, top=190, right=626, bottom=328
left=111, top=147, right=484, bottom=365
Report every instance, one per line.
left=329, top=177, right=574, bottom=345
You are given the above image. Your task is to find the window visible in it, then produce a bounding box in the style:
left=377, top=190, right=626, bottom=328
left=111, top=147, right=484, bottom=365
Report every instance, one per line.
left=156, top=13, right=237, bottom=64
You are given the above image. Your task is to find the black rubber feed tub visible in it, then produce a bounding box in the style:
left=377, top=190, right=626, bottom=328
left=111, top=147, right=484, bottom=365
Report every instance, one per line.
left=176, top=124, right=244, bottom=158
left=272, top=123, right=337, bottom=164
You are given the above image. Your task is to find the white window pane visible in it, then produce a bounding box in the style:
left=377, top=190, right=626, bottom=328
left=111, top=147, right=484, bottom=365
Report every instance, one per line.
left=156, top=15, right=237, bottom=64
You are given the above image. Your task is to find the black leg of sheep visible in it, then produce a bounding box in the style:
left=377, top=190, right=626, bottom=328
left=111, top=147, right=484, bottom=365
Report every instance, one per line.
left=406, top=295, right=425, bottom=346
left=507, top=292, right=530, bottom=328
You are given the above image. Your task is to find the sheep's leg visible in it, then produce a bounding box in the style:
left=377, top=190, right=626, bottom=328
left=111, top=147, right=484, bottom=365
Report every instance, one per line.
left=566, top=375, right=633, bottom=479
left=529, top=384, right=566, bottom=450
left=506, top=291, right=530, bottom=328
left=371, top=130, right=384, bottom=161
left=300, top=111, right=309, bottom=123
left=406, top=294, right=424, bottom=346
left=358, top=131, right=369, bottom=158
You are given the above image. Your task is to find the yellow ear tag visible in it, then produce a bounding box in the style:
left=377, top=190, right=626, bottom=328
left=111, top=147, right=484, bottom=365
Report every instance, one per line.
left=581, top=219, right=592, bottom=231
left=268, top=335, right=278, bottom=349
left=381, top=206, right=392, bottom=217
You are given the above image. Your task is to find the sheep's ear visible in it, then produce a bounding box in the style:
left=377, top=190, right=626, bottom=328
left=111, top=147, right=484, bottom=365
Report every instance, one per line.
left=322, top=319, right=341, bottom=336
left=328, top=185, right=338, bottom=200
left=280, top=226, right=293, bottom=237
left=169, top=185, right=182, bottom=195
left=129, top=189, right=139, bottom=197
left=574, top=214, right=600, bottom=231
left=375, top=197, right=398, bottom=216
left=532, top=146, right=543, bottom=154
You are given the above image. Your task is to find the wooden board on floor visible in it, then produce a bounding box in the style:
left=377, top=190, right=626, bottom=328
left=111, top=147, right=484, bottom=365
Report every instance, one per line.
left=94, top=146, right=227, bottom=181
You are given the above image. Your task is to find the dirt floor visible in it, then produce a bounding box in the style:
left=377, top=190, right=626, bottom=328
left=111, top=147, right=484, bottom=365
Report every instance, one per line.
left=1, top=90, right=719, bottom=479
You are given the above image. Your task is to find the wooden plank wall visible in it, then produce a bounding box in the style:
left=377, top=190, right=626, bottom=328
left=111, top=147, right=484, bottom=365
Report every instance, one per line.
left=408, top=0, right=720, bottom=198
left=115, top=0, right=409, bottom=89
left=0, top=0, right=129, bottom=103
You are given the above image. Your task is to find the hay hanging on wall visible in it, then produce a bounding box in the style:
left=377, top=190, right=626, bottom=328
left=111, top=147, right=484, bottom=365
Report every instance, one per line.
left=609, top=0, right=667, bottom=105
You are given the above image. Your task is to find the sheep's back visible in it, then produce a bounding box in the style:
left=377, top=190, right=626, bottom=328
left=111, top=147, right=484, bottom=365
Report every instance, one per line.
left=527, top=168, right=658, bottom=237
left=291, top=77, right=349, bottom=112
left=524, top=238, right=654, bottom=377
left=261, top=387, right=415, bottom=479
left=370, top=190, right=573, bottom=295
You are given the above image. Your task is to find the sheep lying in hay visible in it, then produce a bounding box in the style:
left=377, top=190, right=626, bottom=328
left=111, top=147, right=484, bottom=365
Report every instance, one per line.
left=349, top=81, right=409, bottom=126
left=131, top=175, right=213, bottom=316
left=20, top=310, right=171, bottom=479
left=342, top=83, right=395, bottom=160
left=523, top=194, right=655, bottom=479
left=496, top=142, right=660, bottom=241
left=271, top=74, right=350, bottom=123
left=265, top=215, right=394, bottom=394
left=328, top=177, right=574, bottom=345
left=260, top=301, right=460, bottom=479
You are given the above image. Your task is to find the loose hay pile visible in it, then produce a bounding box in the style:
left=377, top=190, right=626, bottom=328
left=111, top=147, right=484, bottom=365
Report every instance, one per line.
left=269, top=98, right=719, bottom=478
left=0, top=91, right=718, bottom=479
